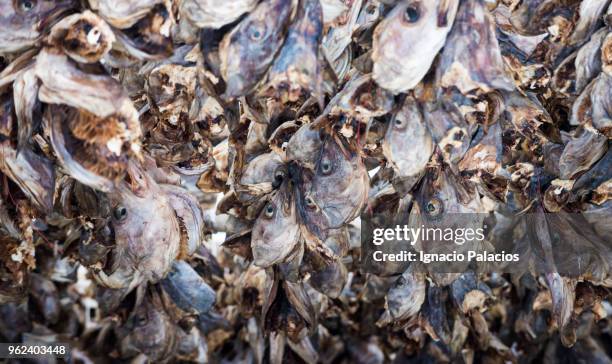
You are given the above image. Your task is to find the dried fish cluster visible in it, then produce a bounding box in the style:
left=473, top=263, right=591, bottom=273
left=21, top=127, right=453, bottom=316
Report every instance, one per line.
left=0, top=0, right=611, bottom=363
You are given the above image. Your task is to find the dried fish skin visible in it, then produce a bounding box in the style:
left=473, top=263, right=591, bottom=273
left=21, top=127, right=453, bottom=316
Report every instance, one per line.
left=371, top=0, right=459, bottom=94
left=436, top=0, right=514, bottom=95
left=559, top=127, right=607, bottom=180
left=575, top=28, right=606, bottom=94
left=160, top=260, right=216, bottom=315
left=251, top=182, right=301, bottom=268
left=161, top=184, right=206, bottom=257
left=590, top=73, right=612, bottom=136
left=568, top=0, right=611, bottom=46
left=35, top=49, right=140, bottom=129
left=180, top=0, right=258, bottom=30
left=219, top=0, right=294, bottom=99
left=47, top=11, right=116, bottom=64
left=261, top=0, right=324, bottom=104
left=0, top=145, right=55, bottom=214
left=0, top=0, right=76, bottom=54
left=382, top=96, right=433, bottom=191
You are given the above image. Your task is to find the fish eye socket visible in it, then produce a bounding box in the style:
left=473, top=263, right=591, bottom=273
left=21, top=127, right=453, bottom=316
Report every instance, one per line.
left=425, top=198, right=443, bottom=216
left=17, top=0, right=36, bottom=11
left=264, top=203, right=275, bottom=218
left=248, top=23, right=266, bottom=41
left=320, top=159, right=332, bottom=175
left=403, top=4, right=420, bottom=23
left=113, top=206, right=128, bottom=221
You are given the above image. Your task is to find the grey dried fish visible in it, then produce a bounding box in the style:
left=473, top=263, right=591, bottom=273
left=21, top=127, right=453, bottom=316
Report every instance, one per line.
left=251, top=182, right=300, bottom=268
left=91, top=163, right=181, bottom=291
left=180, top=0, right=258, bottom=29
left=372, top=0, right=459, bottom=93
left=436, top=0, right=514, bottom=94
left=219, top=0, right=294, bottom=99
left=382, top=96, right=433, bottom=191
left=260, top=0, right=324, bottom=104
left=559, top=127, right=607, bottom=179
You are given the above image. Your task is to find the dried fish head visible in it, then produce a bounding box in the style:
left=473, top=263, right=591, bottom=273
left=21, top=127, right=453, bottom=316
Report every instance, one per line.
left=297, top=135, right=368, bottom=235
left=92, top=163, right=180, bottom=290
left=372, top=0, right=459, bottom=93
left=286, top=121, right=324, bottom=169
left=385, top=269, right=426, bottom=322
left=436, top=0, right=514, bottom=95
left=251, top=182, right=300, bottom=268
left=238, top=151, right=285, bottom=203
left=47, top=11, right=116, bottom=63
left=260, top=0, right=324, bottom=104
left=0, top=0, right=76, bottom=54
left=89, top=0, right=164, bottom=29
left=119, top=293, right=178, bottom=361
left=328, top=73, right=395, bottom=121
left=415, top=164, right=481, bottom=214
left=114, top=3, right=174, bottom=60
left=559, top=127, right=607, bottom=179
left=263, top=278, right=316, bottom=342
left=180, top=0, right=258, bottom=29
left=29, top=273, right=60, bottom=324
left=219, top=0, right=294, bottom=99
left=37, top=49, right=141, bottom=191
left=382, top=96, right=433, bottom=191
left=424, top=100, right=473, bottom=165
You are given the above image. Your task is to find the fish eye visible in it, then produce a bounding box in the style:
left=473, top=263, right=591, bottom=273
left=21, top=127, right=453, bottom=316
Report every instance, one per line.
left=113, top=205, right=128, bottom=221
left=274, top=168, right=285, bottom=181
left=272, top=168, right=285, bottom=188
left=425, top=198, right=443, bottom=216
left=320, top=159, right=333, bottom=175
left=263, top=203, right=275, bottom=219
left=403, top=4, right=421, bottom=23
left=135, top=314, right=147, bottom=326
left=17, top=0, right=36, bottom=12
left=305, top=196, right=316, bottom=209
left=248, top=23, right=266, bottom=42
left=393, top=117, right=406, bottom=129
